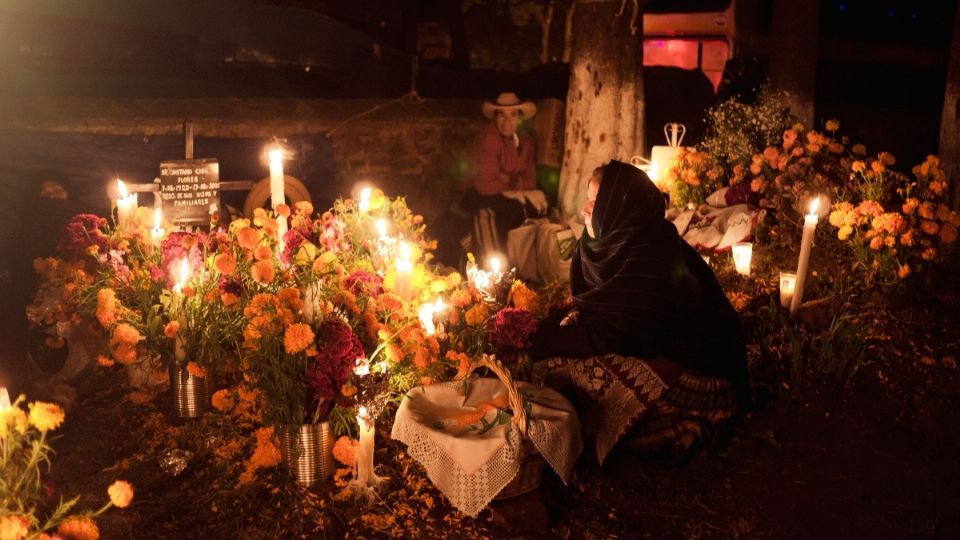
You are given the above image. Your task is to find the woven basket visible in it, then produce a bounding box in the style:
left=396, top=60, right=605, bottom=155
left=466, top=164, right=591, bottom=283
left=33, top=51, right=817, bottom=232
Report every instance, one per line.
left=457, top=355, right=543, bottom=500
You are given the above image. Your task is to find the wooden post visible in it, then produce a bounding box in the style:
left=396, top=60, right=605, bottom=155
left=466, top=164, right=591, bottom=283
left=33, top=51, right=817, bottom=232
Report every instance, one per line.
left=184, top=120, right=194, bottom=159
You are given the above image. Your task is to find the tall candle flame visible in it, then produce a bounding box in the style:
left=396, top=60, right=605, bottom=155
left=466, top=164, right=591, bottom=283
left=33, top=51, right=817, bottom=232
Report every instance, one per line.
left=808, top=197, right=820, bottom=216
left=399, top=242, right=411, bottom=261
left=153, top=207, right=163, bottom=230
left=375, top=219, right=387, bottom=238
left=175, top=259, right=190, bottom=291
left=489, top=256, right=501, bottom=274
left=0, top=387, right=10, bottom=410
left=268, top=147, right=284, bottom=167
left=117, top=179, right=129, bottom=199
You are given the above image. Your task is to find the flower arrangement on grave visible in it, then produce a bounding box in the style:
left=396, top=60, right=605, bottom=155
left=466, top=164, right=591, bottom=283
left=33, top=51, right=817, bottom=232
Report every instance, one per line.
left=0, top=389, right=134, bottom=539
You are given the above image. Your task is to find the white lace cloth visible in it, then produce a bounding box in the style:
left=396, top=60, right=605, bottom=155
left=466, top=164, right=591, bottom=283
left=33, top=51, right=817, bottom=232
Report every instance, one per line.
left=391, top=378, right=582, bottom=517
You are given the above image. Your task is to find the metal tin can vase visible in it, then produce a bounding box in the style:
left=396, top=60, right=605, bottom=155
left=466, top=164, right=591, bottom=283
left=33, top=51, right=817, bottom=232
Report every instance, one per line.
left=279, top=422, right=335, bottom=486
left=170, top=363, right=217, bottom=418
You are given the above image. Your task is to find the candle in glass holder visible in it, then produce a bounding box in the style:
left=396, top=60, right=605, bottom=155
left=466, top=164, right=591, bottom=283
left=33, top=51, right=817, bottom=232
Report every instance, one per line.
left=356, top=405, right=376, bottom=486
left=150, top=207, right=164, bottom=247
left=395, top=242, right=413, bottom=301
left=358, top=187, right=372, bottom=214
left=790, top=197, right=820, bottom=316
left=115, top=179, right=138, bottom=230
left=779, top=272, right=797, bottom=308
left=172, top=259, right=191, bottom=362
left=268, top=147, right=288, bottom=243
left=732, top=242, right=753, bottom=276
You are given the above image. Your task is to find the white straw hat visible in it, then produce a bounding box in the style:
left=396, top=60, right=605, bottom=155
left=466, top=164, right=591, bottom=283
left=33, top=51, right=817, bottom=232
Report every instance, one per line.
left=481, top=92, right=537, bottom=120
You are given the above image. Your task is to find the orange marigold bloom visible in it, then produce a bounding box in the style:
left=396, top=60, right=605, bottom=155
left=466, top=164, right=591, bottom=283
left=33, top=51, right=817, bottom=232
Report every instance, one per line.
left=253, top=245, right=273, bottom=261
left=332, top=436, right=358, bottom=468
left=251, top=427, right=282, bottom=469
left=164, top=320, right=180, bottom=338
left=214, top=253, right=237, bottom=275
left=870, top=160, right=885, bottom=174
left=96, top=288, right=118, bottom=329
left=936, top=203, right=952, bottom=222
left=237, top=227, right=261, bottom=250
left=940, top=222, right=957, bottom=244
left=918, top=202, right=936, bottom=219
left=251, top=260, right=275, bottom=285
left=921, top=220, right=940, bottom=236
left=275, top=203, right=291, bottom=218
left=0, top=514, right=30, bottom=540
left=465, top=304, right=489, bottom=326
left=898, top=264, right=911, bottom=279
left=900, top=230, right=915, bottom=246
left=851, top=160, right=866, bottom=173
left=851, top=144, right=867, bottom=155
left=878, top=151, right=896, bottom=166
left=922, top=247, right=937, bottom=261
left=283, top=323, right=315, bottom=354
left=278, top=287, right=302, bottom=312
left=107, top=480, right=135, bottom=508
left=28, top=402, right=65, bottom=432
left=110, top=323, right=142, bottom=365
left=446, top=350, right=472, bottom=378
left=97, top=355, right=115, bottom=367
left=186, top=361, right=206, bottom=378
left=902, top=198, right=919, bottom=216
left=294, top=201, right=314, bottom=216
left=869, top=236, right=884, bottom=250
left=56, top=516, right=99, bottom=540
left=211, top=389, right=235, bottom=412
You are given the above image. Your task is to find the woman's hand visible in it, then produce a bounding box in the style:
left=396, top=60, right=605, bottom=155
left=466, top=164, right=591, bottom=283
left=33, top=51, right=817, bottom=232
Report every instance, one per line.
left=560, top=309, right=579, bottom=326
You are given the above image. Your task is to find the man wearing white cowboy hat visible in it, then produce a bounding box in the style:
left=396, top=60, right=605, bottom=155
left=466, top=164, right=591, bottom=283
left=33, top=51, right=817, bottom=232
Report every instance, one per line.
left=460, top=92, right=547, bottom=263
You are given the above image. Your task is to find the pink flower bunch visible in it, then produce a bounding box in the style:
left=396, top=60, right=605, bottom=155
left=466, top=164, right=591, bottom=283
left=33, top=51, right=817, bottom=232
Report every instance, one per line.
left=344, top=270, right=383, bottom=298
left=57, top=214, right=110, bottom=259
left=307, top=319, right=363, bottom=401
left=160, top=231, right=205, bottom=287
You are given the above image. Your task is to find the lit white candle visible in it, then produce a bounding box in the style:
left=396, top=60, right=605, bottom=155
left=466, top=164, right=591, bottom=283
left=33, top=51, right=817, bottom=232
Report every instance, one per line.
left=173, top=259, right=191, bottom=362
left=268, top=147, right=288, bottom=243
left=375, top=219, right=388, bottom=239
left=150, top=207, right=164, bottom=247
left=0, top=386, right=10, bottom=410
left=395, top=242, right=413, bottom=301
left=356, top=405, right=376, bottom=486
left=358, top=187, right=372, bottom=214
left=780, top=272, right=797, bottom=309
left=489, top=255, right=502, bottom=276
left=732, top=242, right=753, bottom=276
left=418, top=303, right=436, bottom=336
left=790, top=197, right=820, bottom=316
left=115, top=179, right=138, bottom=230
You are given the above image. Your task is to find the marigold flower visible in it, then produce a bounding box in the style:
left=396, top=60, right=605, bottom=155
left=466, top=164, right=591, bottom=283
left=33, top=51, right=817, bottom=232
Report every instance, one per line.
left=825, top=119, right=840, bottom=132
left=251, top=260, right=275, bottom=285
left=110, top=324, right=142, bottom=365
left=237, top=227, right=261, bottom=250
left=57, top=515, right=99, bottom=540
left=332, top=436, right=358, bottom=468
left=902, top=198, right=919, bottom=215
left=284, top=323, right=315, bottom=354
left=878, top=151, right=896, bottom=166
left=0, top=514, right=30, bottom=540
left=213, top=253, right=237, bottom=276
left=97, top=355, right=115, bottom=367
left=940, top=222, right=957, bottom=244
left=186, top=362, right=207, bottom=378
left=278, top=287, right=303, bottom=312
left=898, top=264, right=911, bottom=279
left=922, top=247, right=937, bottom=261
left=900, top=230, right=915, bottom=246
left=851, top=161, right=865, bottom=173
left=252, top=245, right=272, bottom=262
left=275, top=203, right=291, bottom=218
left=465, top=304, right=489, bottom=326
left=870, top=160, right=885, bottom=174
left=936, top=204, right=952, bottom=222
left=211, top=389, right=235, bottom=412
left=294, top=200, right=314, bottom=216
left=95, top=288, right=119, bottom=329
left=27, top=401, right=65, bottom=432
left=107, top=480, right=135, bottom=508
left=852, top=143, right=867, bottom=155
left=921, top=220, right=940, bottom=236
left=918, top=202, right=936, bottom=219
left=164, top=320, right=180, bottom=338
left=250, top=427, right=282, bottom=469
left=837, top=225, right=853, bottom=241
left=869, top=236, right=884, bottom=250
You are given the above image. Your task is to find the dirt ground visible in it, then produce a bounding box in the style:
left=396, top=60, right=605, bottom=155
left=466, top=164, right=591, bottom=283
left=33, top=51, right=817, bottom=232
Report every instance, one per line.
left=32, top=256, right=960, bottom=539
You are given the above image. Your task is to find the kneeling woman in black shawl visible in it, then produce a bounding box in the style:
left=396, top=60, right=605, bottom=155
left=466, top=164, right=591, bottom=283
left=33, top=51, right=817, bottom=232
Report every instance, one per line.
left=531, top=160, right=749, bottom=463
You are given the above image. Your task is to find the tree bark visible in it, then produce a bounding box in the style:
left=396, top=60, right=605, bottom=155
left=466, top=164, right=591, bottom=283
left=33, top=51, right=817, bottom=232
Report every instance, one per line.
left=558, top=0, right=644, bottom=219
left=941, top=3, right=960, bottom=212
left=768, top=0, right=820, bottom=129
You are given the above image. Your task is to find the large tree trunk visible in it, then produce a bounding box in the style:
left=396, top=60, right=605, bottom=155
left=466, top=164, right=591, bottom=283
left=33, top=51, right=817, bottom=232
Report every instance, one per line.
left=941, top=3, right=960, bottom=212
left=558, top=0, right=644, bottom=219
left=768, top=0, right=820, bottom=128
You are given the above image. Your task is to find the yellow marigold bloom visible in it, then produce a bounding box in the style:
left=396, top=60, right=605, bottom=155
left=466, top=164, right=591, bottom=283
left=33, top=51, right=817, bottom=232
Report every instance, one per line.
left=237, top=227, right=261, bottom=250
left=95, top=288, right=118, bottom=329
left=509, top=281, right=538, bottom=313
left=921, top=220, right=940, bottom=236
left=940, top=222, right=957, bottom=244
left=837, top=225, right=853, bottom=241
left=465, top=304, right=489, bottom=326
left=251, top=260, right=275, bottom=285
left=229, top=218, right=251, bottom=234
left=56, top=515, right=99, bottom=540
left=107, top=480, right=135, bottom=508
left=27, top=401, right=64, bottom=432
left=897, top=264, right=911, bottom=279
left=922, top=247, right=937, bottom=261
left=163, top=320, right=180, bottom=338
left=294, top=200, right=314, bottom=216
left=213, top=253, right=237, bottom=276
left=332, top=436, right=358, bottom=468
left=283, top=323, right=315, bottom=354
left=825, top=119, right=840, bottom=132
left=829, top=209, right=845, bottom=228
left=211, top=389, right=235, bottom=412
left=0, top=514, right=30, bottom=540
left=186, top=362, right=207, bottom=378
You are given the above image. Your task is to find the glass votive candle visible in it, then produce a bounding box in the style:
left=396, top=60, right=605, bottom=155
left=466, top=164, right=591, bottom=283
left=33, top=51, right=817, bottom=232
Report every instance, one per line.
left=731, top=242, right=753, bottom=276
left=779, top=272, right=797, bottom=308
